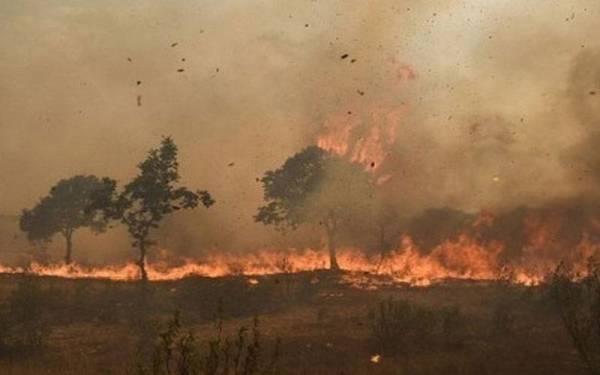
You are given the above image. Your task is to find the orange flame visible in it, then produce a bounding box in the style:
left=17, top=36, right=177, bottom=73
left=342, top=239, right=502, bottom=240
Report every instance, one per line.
left=2, top=229, right=586, bottom=288
left=316, top=61, right=415, bottom=172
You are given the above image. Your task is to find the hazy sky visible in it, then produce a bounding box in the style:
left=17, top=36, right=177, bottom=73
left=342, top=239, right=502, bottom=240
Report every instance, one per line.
left=1, top=0, right=598, bottom=227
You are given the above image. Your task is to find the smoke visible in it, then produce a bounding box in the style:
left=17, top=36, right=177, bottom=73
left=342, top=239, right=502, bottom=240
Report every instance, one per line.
left=1, top=0, right=599, bottom=262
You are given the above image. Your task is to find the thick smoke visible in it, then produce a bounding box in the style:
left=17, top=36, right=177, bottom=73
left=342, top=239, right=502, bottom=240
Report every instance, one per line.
left=0, top=0, right=599, bottom=263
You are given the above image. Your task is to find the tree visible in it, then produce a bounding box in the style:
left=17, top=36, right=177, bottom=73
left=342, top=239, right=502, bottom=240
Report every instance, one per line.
left=370, top=199, right=399, bottom=270
left=255, top=146, right=373, bottom=270
left=93, top=137, right=214, bottom=281
left=19, top=175, right=108, bottom=265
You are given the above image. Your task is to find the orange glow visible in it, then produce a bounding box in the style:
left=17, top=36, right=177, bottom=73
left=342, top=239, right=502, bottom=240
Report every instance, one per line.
left=316, top=105, right=408, bottom=172
left=3, top=201, right=599, bottom=288
left=2, top=227, right=593, bottom=287
left=315, top=61, right=414, bottom=172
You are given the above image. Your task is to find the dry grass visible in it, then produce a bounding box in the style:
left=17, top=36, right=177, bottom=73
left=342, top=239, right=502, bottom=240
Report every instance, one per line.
left=0, top=273, right=587, bottom=374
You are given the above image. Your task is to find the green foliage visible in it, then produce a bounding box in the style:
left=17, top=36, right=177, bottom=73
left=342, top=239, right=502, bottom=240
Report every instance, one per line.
left=368, top=298, right=468, bottom=355
left=255, top=146, right=374, bottom=269
left=93, top=137, right=214, bottom=279
left=19, top=175, right=109, bottom=264
left=255, top=146, right=328, bottom=229
left=255, top=146, right=372, bottom=231
left=135, top=311, right=280, bottom=375
left=551, top=259, right=600, bottom=375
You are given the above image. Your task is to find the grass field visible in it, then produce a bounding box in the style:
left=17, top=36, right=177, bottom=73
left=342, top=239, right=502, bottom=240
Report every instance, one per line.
left=0, top=272, right=586, bottom=375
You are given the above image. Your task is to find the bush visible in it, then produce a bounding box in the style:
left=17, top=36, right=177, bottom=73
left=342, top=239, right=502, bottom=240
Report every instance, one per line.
left=550, top=259, right=600, bottom=375
left=0, top=275, right=50, bottom=356
left=491, top=301, right=515, bottom=336
left=439, top=305, right=468, bottom=347
left=135, top=311, right=280, bottom=375
left=368, top=298, right=467, bottom=355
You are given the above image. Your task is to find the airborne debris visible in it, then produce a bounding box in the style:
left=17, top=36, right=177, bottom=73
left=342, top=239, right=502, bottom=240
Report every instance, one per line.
left=171, top=42, right=178, bottom=47
left=177, top=68, right=185, bottom=72
left=341, top=53, right=349, bottom=59
left=357, top=89, right=365, bottom=96
left=350, top=58, right=357, bottom=63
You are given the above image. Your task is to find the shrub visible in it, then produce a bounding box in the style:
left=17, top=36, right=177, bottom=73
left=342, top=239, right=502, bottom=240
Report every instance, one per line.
left=368, top=298, right=467, bottom=355
left=550, top=259, right=600, bottom=375
left=0, top=275, right=50, bottom=356
left=135, top=311, right=280, bottom=375
left=439, top=305, right=468, bottom=348
left=491, top=301, right=515, bottom=336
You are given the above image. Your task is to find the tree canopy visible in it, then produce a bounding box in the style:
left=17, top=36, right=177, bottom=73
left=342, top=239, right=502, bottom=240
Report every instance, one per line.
left=255, top=145, right=374, bottom=269
left=93, top=137, right=214, bottom=280
left=19, top=175, right=109, bottom=264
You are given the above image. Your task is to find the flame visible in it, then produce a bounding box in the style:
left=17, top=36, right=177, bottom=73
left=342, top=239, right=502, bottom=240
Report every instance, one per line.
left=2, top=205, right=598, bottom=288
left=316, top=113, right=358, bottom=157
left=1, top=230, right=591, bottom=288
left=316, top=105, right=408, bottom=171
left=350, top=106, right=407, bottom=170
left=316, top=61, right=415, bottom=172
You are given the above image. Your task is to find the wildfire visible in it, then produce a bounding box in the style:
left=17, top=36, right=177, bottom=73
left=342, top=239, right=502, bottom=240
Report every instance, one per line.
left=4, top=197, right=600, bottom=288
left=315, top=60, right=415, bottom=173
left=316, top=105, right=408, bottom=172
left=2, top=226, right=595, bottom=287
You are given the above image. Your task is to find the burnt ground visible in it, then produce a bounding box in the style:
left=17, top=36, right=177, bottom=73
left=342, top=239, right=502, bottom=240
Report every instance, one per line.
left=0, top=271, right=586, bottom=375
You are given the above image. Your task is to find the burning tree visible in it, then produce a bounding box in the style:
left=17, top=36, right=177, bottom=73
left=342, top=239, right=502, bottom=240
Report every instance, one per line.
left=370, top=199, right=400, bottom=269
left=255, top=146, right=373, bottom=270
left=93, top=137, right=214, bottom=281
left=19, top=175, right=109, bottom=265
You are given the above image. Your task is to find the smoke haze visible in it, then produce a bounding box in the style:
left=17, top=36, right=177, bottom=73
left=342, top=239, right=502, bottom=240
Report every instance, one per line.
left=1, top=0, right=599, bottom=261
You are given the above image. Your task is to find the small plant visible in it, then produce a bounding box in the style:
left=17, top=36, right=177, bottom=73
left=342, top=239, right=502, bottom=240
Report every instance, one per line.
left=0, top=276, right=50, bottom=356
left=368, top=298, right=467, bottom=355
left=439, top=305, right=468, bottom=347
left=135, top=311, right=280, bottom=375
left=491, top=301, right=515, bottom=336
left=315, top=306, right=330, bottom=323
left=550, top=259, right=600, bottom=375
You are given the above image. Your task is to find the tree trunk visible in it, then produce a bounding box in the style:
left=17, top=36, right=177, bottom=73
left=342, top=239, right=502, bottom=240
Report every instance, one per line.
left=376, top=224, right=386, bottom=272
left=138, top=241, right=148, bottom=281
left=327, top=229, right=340, bottom=271
left=64, top=231, right=73, bottom=265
